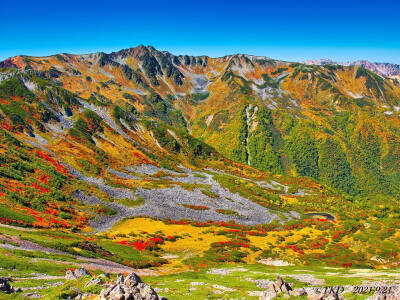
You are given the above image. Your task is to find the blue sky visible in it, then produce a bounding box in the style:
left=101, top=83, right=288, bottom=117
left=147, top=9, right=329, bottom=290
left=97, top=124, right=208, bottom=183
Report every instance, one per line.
left=1, top=0, right=399, bottom=63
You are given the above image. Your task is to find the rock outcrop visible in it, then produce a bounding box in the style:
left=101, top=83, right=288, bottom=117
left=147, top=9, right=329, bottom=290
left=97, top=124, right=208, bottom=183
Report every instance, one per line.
left=100, top=272, right=166, bottom=300
left=65, top=268, right=92, bottom=281
left=259, top=276, right=306, bottom=299
left=259, top=276, right=400, bottom=300
left=62, top=269, right=165, bottom=300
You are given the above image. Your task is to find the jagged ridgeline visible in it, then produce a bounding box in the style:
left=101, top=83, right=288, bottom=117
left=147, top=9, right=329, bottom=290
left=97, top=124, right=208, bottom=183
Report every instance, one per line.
left=1, top=45, right=400, bottom=198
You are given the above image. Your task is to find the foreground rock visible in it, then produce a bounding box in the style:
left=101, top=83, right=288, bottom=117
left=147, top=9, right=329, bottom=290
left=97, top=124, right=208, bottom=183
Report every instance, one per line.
left=62, top=269, right=165, bottom=299
left=259, top=275, right=400, bottom=299
left=371, top=285, right=400, bottom=300
left=0, top=277, right=21, bottom=294
left=259, top=276, right=319, bottom=299
left=100, top=272, right=166, bottom=300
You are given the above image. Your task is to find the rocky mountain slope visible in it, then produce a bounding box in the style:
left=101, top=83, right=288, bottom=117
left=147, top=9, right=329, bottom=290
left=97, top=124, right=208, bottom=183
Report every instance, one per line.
left=304, top=58, right=400, bottom=76
left=2, top=45, right=400, bottom=197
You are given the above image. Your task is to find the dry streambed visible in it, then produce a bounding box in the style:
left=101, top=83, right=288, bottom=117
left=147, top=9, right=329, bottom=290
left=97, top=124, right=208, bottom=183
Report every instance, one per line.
left=22, top=138, right=299, bottom=232
left=74, top=164, right=297, bottom=232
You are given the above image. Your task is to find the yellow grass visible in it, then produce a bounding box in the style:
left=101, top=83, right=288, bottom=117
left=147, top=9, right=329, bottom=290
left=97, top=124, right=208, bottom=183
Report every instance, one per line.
left=108, top=218, right=228, bottom=257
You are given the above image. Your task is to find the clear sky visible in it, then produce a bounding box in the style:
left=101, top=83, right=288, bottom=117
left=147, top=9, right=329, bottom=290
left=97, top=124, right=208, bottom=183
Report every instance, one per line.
left=1, top=0, right=399, bottom=63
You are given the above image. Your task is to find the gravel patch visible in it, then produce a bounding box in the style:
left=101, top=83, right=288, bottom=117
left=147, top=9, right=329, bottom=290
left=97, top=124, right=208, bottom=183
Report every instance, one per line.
left=68, top=169, right=136, bottom=200
left=78, top=99, right=134, bottom=143
left=248, top=290, right=265, bottom=297
left=41, top=100, right=73, bottom=129
left=71, top=190, right=136, bottom=232
left=212, top=284, right=236, bottom=292
left=258, top=258, right=294, bottom=266
left=135, top=183, right=277, bottom=225
left=246, top=278, right=275, bottom=289
left=0, top=223, right=37, bottom=232
left=94, top=166, right=282, bottom=226
left=124, top=164, right=179, bottom=176
left=206, top=268, right=248, bottom=275
left=23, top=292, right=41, bottom=298
left=22, top=140, right=294, bottom=228
left=134, top=169, right=279, bottom=225
left=107, top=168, right=141, bottom=180
left=190, top=282, right=205, bottom=286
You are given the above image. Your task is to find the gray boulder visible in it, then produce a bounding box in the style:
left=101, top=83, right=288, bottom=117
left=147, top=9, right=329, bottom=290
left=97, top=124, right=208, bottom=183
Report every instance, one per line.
left=100, top=283, right=118, bottom=298
left=116, top=273, right=124, bottom=284
left=74, top=268, right=91, bottom=278
left=137, top=282, right=159, bottom=300
left=65, top=268, right=91, bottom=281
left=125, top=272, right=142, bottom=288
left=260, top=276, right=306, bottom=299
left=109, top=285, right=125, bottom=300
left=65, top=270, right=77, bottom=281
left=85, top=277, right=103, bottom=288
left=99, top=273, right=164, bottom=300
left=22, top=292, right=41, bottom=298
left=370, top=285, right=400, bottom=300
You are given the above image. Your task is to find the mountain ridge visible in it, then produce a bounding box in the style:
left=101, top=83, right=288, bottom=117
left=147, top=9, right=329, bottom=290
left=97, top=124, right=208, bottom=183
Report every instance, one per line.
left=2, top=44, right=400, bottom=77
left=1, top=45, right=400, bottom=199
left=303, top=58, right=400, bottom=76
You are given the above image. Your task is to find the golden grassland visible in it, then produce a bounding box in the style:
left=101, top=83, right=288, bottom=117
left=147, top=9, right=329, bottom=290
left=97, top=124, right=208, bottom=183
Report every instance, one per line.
left=103, top=215, right=400, bottom=271
left=109, top=218, right=227, bottom=255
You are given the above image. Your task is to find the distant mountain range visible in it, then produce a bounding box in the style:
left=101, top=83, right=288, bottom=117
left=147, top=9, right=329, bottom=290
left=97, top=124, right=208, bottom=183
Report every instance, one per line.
left=303, top=59, right=400, bottom=76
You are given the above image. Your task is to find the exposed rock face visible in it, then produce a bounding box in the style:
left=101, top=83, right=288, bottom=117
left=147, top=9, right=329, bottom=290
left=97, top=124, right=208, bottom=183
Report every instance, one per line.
left=100, top=272, right=166, bottom=300
left=62, top=270, right=165, bottom=299
left=125, top=272, right=142, bottom=288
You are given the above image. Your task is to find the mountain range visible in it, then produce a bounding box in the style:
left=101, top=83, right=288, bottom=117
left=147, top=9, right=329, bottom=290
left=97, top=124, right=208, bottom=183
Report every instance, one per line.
left=0, top=45, right=399, bottom=293
left=1, top=45, right=400, bottom=196
left=303, top=59, right=400, bottom=76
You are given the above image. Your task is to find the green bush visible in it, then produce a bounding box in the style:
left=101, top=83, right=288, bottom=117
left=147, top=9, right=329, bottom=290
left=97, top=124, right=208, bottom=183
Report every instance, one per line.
left=247, top=107, right=282, bottom=173
left=287, top=122, right=319, bottom=179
